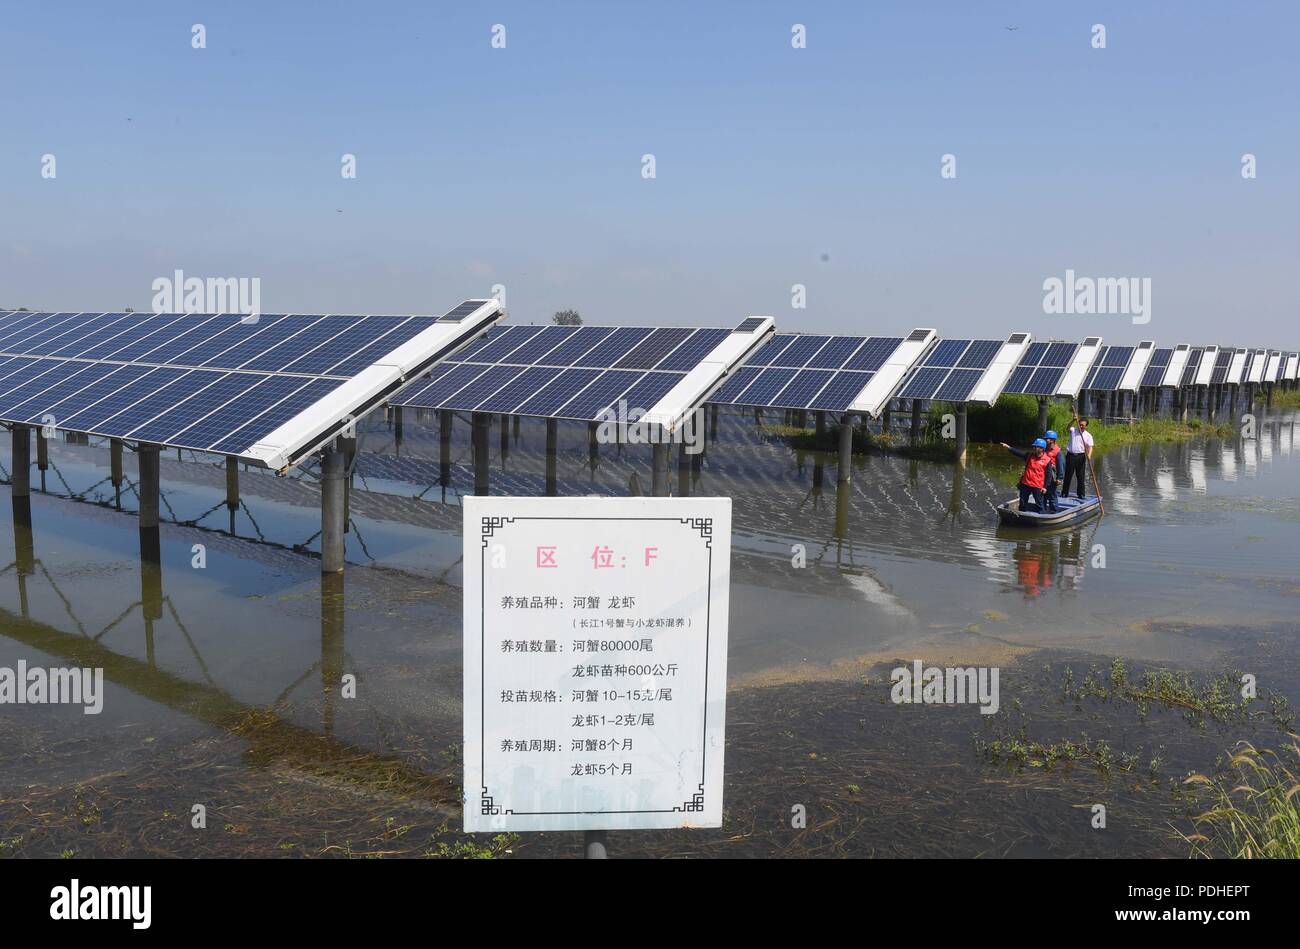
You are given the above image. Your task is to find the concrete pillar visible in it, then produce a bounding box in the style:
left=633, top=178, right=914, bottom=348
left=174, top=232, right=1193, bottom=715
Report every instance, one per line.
left=320, top=445, right=346, bottom=574
left=110, top=438, right=124, bottom=486
left=439, top=410, right=452, bottom=487
left=137, top=444, right=161, bottom=530
left=710, top=404, right=718, bottom=440
left=815, top=411, right=826, bottom=437
left=499, top=414, right=510, bottom=461
left=954, top=405, right=968, bottom=463
left=512, top=415, right=521, bottom=441
left=910, top=399, right=923, bottom=445
left=393, top=405, right=403, bottom=446
left=587, top=421, right=599, bottom=474
left=881, top=404, right=891, bottom=436
left=1037, top=398, right=1049, bottom=434
left=676, top=439, right=691, bottom=497
left=225, top=456, right=239, bottom=511
left=651, top=443, right=670, bottom=497
left=545, top=418, right=558, bottom=496
left=472, top=413, right=490, bottom=495
left=36, top=428, right=49, bottom=472
left=10, top=426, right=30, bottom=498
left=836, top=415, right=854, bottom=487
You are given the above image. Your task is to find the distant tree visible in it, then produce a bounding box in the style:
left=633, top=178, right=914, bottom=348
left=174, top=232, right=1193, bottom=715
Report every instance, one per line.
left=552, top=309, right=582, bottom=326
left=125, top=307, right=135, bottom=313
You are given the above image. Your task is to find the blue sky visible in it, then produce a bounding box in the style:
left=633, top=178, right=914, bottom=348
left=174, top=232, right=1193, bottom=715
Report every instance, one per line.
left=2, top=2, right=1296, bottom=347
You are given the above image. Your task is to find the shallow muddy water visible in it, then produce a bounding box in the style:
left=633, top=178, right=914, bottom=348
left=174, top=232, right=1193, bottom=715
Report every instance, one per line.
left=1, top=409, right=1297, bottom=857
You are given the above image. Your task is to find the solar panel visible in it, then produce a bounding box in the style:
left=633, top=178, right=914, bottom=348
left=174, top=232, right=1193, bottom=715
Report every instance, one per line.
left=1209, top=348, right=1234, bottom=385
left=0, top=300, right=503, bottom=467
left=895, top=339, right=1004, bottom=402
left=391, top=320, right=768, bottom=423
left=705, top=334, right=911, bottom=413
left=1180, top=347, right=1205, bottom=386
left=1002, top=340, right=1081, bottom=395
left=1082, top=345, right=1139, bottom=391
left=1141, top=348, right=1173, bottom=387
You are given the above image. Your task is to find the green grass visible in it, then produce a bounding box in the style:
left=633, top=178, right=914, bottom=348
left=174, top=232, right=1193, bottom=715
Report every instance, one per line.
left=1269, top=387, right=1300, bottom=410
left=926, top=394, right=1234, bottom=454
left=1183, top=737, right=1300, bottom=859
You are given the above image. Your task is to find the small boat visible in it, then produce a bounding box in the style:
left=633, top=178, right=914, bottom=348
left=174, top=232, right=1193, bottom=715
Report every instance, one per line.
left=996, top=494, right=1102, bottom=528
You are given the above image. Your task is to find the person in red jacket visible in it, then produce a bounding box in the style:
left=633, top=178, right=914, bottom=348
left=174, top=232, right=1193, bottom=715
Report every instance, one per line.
left=1000, top=438, right=1049, bottom=511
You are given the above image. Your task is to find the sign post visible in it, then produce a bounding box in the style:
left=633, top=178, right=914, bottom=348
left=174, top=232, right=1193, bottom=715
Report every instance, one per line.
left=463, top=496, right=731, bottom=852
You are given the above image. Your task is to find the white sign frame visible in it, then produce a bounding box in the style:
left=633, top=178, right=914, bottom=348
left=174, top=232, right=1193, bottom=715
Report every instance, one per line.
left=463, top=495, right=731, bottom=833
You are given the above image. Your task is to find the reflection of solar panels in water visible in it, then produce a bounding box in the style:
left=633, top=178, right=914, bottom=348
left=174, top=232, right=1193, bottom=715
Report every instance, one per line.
left=1003, top=340, right=1079, bottom=395
left=708, top=333, right=908, bottom=412
left=895, top=339, right=1002, bottom=402
left=0, top=302, right=499, bottom=464
left=1081, top=345, right=1137, bottom=391
left=1142, top=348, right=1173, bottom=387
left=392, top=320, right=759, bottom=422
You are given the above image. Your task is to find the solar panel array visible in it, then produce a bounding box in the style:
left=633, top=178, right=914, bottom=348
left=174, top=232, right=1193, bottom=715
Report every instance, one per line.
left=706, top=333, right=905, bottom=412
left=0, top=308, right=448, bottom=456
left=1081, top=345, right=1137, bottom=391
left=1141, top=347, right=1174, bottom=387
left=392, top=323, right=732, bottom=421
left=1002, top=341, right=1080, bottom=395
left=894, top=338, right=1003, bottom=402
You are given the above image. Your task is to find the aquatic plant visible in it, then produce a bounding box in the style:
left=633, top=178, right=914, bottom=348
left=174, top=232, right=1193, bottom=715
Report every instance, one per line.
left=1182, top=737, right=1300, bottom=859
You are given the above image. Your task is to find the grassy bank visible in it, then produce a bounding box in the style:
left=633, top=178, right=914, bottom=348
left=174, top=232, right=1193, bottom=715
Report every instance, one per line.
left=1269, top=387, right=1300, bottom=410
left=759, top=393, right=1235, bottom=462
left=926, top=394, right=1235, bottom=455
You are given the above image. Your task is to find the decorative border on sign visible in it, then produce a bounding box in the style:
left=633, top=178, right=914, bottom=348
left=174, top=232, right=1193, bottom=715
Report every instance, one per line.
left=478, top=515, right=717, bottom=818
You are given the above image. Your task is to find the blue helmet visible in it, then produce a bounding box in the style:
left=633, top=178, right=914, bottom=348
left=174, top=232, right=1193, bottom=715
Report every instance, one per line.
left=1032, top=438, right=1048, bottom=449
left=1045, top=430, right=1058, bottom=440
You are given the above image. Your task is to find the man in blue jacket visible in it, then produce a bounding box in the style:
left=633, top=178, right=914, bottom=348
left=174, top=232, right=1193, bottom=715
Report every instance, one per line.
left=1042, top=430, right=1064, bottom=512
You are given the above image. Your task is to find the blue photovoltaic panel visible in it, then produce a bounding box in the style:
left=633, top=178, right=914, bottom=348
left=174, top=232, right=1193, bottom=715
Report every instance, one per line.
left=709, top=366, right=762, bottom=403
left=554, top=369, right=642, bottom=420
left=897, top=366, right=951, bottom=399
left=805, top=337, right=862, bottom=370
left=895, top=338, right=1003, bottom=402
left=574, top=328, right=654, bottom=367
left=393, top=322, right=737, bottom=417
left=403, top=363, right=493, bottom=406
left=438, top=365, right=527, bottom=411
left=514, top=368, right=604, bottom=417
left=657, top=328, right=729, bottom=371
left=616, top=371, right=681, bottom=413
left=809, top=371, right=872, bottom=411
left=934, top=368, right=984, bottom=402
left=614, top=327, right=694, bottom=369
left=772, top=369, right=833, bottom=407
left=770, top=336, right=832, bottom=367
left=1003, top=340, right=1079, bottom=395
left=210, top=378, right=345, bottom=455
left=476, top=366, right=564, bottom=414
left=745, top=335, right=796, bottom=367
left=704, top=334, right=907, bottom=412
left=168, top=376, right=309, bottom=450
left=495, top=326, right=577, bottom=365
left=734, top=367, right=799, bottom=406
left=532, top=327, right=616, bottom=366
left=957, top=340, right=1001, bottom=369
left=1082, top=346, right=1137, bottom=390
left=1209, top=349, right=1234, bottom=385
left=842, top=337, right=902, bottom=372
left=0, top=304, right=495, bottom=459
left=1102, top=346, right=1133, bottom=368
left=1141, top=348, right=1173, bottom=387
left=926, top=339, right=972, bottom=367
left=1180, top=348, right=1205, bottom=386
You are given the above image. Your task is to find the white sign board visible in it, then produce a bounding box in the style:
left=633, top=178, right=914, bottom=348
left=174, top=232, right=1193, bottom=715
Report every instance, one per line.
left=463, top=496, right=731, bottom=832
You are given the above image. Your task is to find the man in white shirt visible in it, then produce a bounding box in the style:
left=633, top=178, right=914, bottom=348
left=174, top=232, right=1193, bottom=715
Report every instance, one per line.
left=1062, top=415, right=1094, bottom=499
